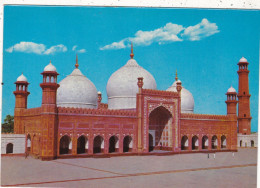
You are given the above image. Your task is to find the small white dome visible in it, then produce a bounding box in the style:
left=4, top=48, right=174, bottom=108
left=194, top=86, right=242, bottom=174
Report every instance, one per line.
left=57, top=68, right=98, bottom=108
left=106, top=58, right=157, bottom=109
left=167, top=80, right=194, bottom=113
left=97, top=91, right=102, bottom=95
left=44, top=62, right=57, bottom=72
left=16, top=73, right=28, bottom=82
left=239, top=57, right=247, bottom=63
left=227, top=86, right=236, bottom=93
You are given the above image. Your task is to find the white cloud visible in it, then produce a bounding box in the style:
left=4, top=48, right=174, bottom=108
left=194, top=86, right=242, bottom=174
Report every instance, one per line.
left=72, top=45, right=86, bottom=53
left=5, top=42, right=46, bottom=54
left=5, top=42, right=68, bottom=55
left=100, top=40, right=126, bottom=50
left=44, top=44, right=67, bottom=55
left=182, top=18, right=219, bottom=41
left=100, top=18, right=219, bottom=50
left=77, top=49, right=86, bottom=53
left=72, top=45, right=77, bottom=51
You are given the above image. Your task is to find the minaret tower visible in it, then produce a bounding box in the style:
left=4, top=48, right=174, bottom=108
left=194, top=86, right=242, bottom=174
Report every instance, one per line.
left=40, top=61, right=60, bottom=160
left=13, top=73, right=30, bottom=133
left=225, top=86, right=238, bottom=115
left=237, top=57, right=252, bottom=135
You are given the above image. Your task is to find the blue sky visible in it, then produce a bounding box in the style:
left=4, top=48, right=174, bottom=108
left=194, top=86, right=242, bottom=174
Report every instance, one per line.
left=2, top=6, right=259, bottom=132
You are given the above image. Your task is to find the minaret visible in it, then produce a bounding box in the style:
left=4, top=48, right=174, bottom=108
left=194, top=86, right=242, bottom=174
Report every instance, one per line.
left=225, top=86, right=238, bottom=115
left=237, top=57, right=252, bottom=135
left=13, top=73, right=30, bottom=133
left=40, top=61, right=59, bottom=105
left=40, top=61, right=60, bottom=160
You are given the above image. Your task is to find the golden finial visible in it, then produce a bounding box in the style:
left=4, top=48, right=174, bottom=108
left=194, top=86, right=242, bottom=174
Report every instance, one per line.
left=49, top=60, right=52, bottom=64
left=75, top=54, right=79, bottom=68
left=130, top=43, right=134, bottom=59
left=175, top=69, right=178, bottom=81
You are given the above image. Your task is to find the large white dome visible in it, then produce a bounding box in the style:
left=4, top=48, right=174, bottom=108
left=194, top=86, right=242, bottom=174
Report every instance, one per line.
left=57, top=68, right=98, bottom=108
left=107, top=57, right=157, bottom=109
left=167, top=80, right=194, bottom=113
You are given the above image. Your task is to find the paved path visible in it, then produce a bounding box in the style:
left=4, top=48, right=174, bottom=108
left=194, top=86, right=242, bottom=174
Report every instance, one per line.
left=1, top=148, right=257, bottom=187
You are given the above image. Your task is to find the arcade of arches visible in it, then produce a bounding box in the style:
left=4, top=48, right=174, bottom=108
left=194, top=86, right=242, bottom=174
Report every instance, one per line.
left=58, top=135, right=133, bottom=155
left=181, top=135, right=227, bottom=151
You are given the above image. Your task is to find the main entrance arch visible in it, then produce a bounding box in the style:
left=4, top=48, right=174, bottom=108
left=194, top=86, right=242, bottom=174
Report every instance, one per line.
left=149, top=106, right=173, bottom=151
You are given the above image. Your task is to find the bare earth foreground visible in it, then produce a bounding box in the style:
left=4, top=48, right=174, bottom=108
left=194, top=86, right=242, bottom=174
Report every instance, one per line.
left=1, top=148, right=257, bottom=187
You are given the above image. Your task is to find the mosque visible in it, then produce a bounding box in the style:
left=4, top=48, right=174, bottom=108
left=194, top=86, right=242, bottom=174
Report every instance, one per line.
left=6, top=45, right=253, bottom=160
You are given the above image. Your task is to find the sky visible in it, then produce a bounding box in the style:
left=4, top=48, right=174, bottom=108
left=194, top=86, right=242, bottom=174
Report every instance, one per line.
left=2, top=6, right=259, bottom=132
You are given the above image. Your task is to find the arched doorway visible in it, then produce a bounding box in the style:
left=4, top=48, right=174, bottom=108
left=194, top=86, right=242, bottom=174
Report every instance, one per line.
left=181, top=136, right=189, bottom=150
left=123, top=136, right=133, bottom=152
left=212, top=135, right=218, bottom=149
left=27, top=134, right=31, bottom=152
left=251, top=140, right=254, bottom=147
left=149, top=106, right=172, bottom=151
left=149, top=134, right=154, bottom=152
left=109, top=136, right=119, bottom=153
left=202, top=136, right=208, bottom=149
left=192, top=135, right=199, bottom=150
left=6, top=143, right=13, bottom=154
left=60, top=135, right=71, bottom=155
left=77, top=135, right=88, bottom=154
left=240, top=140, right=242, bottom=147
left=93, top=135, right=104, bottom=154
left=221, top=135, right=227, bottom=149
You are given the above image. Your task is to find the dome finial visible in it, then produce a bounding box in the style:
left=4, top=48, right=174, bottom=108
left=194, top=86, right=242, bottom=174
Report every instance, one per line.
left=130, top=43, right=134, bottom=59
left=49, top=60, right=52, bottom=64
left=175, top=69, right=178, bottom=81
left=75, top=54, right=79, bottom=69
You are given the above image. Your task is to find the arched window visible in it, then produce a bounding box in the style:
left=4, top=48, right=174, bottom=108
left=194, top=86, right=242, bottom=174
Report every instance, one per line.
left=6, top=143, right=13, bottom=154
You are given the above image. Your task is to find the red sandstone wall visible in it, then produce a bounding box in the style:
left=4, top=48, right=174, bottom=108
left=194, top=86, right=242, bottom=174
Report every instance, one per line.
left=180, top=113, right=237, bottom=151
left=57, top=107, right=138, bottom=156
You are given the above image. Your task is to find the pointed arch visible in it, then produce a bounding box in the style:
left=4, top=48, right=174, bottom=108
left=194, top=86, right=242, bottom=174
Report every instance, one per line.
left=123, top=135, right=133, bottom=152
left=109, top=135, right=119, bottom=153
left=192, top=135, right=199, bottom=150
left=60, top=135, right=72, bottom=155
left=221, top=135, right=227, bottom=149
left=181, top=135, right=189, bottom=150
left=77, top=135, right=88, bottom=154
left=93, top=135, right=104, bottom=154
left=212, top=135, right=218, bottom=149
left=202, top=135, right=208, bottom=149
left=149, top=105, right=173, bottom=150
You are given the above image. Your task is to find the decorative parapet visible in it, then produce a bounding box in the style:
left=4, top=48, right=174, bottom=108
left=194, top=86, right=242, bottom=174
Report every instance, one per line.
left=142, top=89, right=179, bottom=97
left=181, top=113, right=231, bottom=121
left=58, top=107, right=137, bottom=117
left=99, top=103, right=108, bottom=109
left=21, top=107, right=42, bottom=116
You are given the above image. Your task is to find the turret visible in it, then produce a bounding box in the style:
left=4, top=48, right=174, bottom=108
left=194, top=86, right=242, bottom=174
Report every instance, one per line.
left=237, top=57, right=252, bottom=135
left=225, top=86, right=237, bottom=115
left=40, top=61, right=59, bottom=105
left=13, top=73, right=30, bottom=133
left=13, top=73, right=30, bottom=109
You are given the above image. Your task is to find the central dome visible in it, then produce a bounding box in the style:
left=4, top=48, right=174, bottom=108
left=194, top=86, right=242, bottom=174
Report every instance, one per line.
left=57, top=60, right=98, bottom=109
left=106, top=47, right=157, bottom=109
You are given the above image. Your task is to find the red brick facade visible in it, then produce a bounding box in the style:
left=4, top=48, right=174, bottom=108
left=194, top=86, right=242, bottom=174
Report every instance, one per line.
left=13, top=59, right=251, bottom=160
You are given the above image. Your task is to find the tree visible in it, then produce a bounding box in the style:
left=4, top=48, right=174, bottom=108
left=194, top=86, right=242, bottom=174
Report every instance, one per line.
left=2, top=115, right=14, bottom=133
